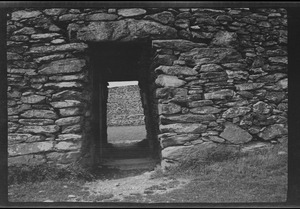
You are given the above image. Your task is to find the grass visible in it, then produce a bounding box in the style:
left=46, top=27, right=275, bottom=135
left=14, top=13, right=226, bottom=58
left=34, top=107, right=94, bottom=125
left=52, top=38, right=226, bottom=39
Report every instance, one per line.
left=8, top=140, right=288, bottom=204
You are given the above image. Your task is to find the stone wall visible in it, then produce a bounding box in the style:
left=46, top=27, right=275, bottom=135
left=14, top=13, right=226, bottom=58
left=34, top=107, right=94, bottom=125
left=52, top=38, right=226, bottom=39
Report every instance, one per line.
left=107, top=85, right=145, bottom=126
left=7, top=7, right=288, bottom=168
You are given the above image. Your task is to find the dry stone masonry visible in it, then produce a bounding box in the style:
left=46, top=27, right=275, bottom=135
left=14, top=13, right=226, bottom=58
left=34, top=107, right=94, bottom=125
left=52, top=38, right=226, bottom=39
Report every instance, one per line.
left=7, top=7, right=288, bottom=169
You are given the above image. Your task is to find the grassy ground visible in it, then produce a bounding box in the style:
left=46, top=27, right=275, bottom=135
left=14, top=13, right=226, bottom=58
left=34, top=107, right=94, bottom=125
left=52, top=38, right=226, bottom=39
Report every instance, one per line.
left=8, top=139, right=288, bottom=204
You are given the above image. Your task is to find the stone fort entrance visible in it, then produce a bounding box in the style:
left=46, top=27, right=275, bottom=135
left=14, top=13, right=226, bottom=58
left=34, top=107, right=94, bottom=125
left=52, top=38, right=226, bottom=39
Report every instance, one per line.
left=7, top=7, right=288, bottom=170
left=88, top=42, right=160, bottom=166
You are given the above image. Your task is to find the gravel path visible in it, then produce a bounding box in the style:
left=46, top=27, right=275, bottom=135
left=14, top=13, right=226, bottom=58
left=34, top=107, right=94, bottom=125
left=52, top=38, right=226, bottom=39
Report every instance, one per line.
left=80, top=170, right=190, bottom=202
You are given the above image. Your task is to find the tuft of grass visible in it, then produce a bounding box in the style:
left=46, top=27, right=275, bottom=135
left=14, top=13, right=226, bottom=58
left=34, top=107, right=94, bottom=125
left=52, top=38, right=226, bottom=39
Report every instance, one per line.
left=8, top=163, right=95, bottom=185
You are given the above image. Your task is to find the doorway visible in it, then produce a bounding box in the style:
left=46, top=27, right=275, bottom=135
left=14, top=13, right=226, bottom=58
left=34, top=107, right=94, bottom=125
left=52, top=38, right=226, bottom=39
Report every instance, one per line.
left=88, top=42, right=159, bottom=166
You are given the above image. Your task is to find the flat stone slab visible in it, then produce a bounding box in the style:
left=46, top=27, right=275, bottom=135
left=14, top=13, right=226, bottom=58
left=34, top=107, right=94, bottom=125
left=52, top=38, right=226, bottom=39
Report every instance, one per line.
left=220, top=122, right=252, bottom=144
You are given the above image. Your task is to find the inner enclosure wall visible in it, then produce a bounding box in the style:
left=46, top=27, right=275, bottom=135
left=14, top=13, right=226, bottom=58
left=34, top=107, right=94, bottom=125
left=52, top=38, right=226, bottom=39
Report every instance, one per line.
left=7, top=7, right=288, bottom=168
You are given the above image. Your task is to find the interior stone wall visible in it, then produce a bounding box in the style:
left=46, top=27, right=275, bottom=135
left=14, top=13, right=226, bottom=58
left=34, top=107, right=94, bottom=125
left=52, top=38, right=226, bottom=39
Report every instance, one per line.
left=7, top=7, right=288, bottom=168
left=107, top=85, right=145, bottom=126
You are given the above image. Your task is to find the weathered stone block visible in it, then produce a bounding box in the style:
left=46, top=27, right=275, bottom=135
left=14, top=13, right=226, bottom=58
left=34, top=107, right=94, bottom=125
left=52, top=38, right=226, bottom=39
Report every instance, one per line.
left=235, top=83, right=264, bottom=91
left=158, top=103, right=181, bottom=115
left=19, top=119, right=54, bottom=125
left=199, top=64, right=223, bottom=72
left=43, top=8, right=67, bottom=16
left=50, top=100, right=82, bottom=108
left=226, top=70, right=249, bottom=80
left=8, top=141, right=54, bottom=156
left=277, top=78, right=288, bottom=90
left=29, top=43, right=88, bottom=54
left=17, top=125, right=60, bottom=134
left=21, top=95, right=45, bottom=104
left=222, top=107, right=251, bottom=118
left=8, top=154, right=45, bottom=166
left=55, top=141, right=80, bottom=151
left=144, top=11, right=175, bottom=25
left=253, top=101, right=272, bottom=114
left=155, top=75, right=186, bottom=87
left=152, top=39, right=206, bottom=52
left=21, top=109, right=58, bottom=119
left=160, top=134, right=200, bottom=148
left=208, top=135, right=225, bottom=143
left=117, top=8, right=146, bottom=17
left=77, top=19, right=177, bottom=42
left=155, top=65, right=198, bottom=76
left=160, top=123, right=207, bottom=134
left=12, top=10, right=42, bottom=21
left=57, top=134, right=82, bottom=141
left=190, top=106, right=221, bottom=114
left=220, top=122, right=252, bottom=144
left=211, top=31, right=238, bottom=46
left=258, top=124, right=287, bottom=140
left=161, top=142, right=217, bottom=160
left=8, top=133, right=43, bottom=144
left=52, top=90, right=83, bottom=101
left=62, top=124, right=81, bottom=134
left=44, top=82, right=82, bottom=89
left=55, top=116, right=81, bottom=126
left=31, top=33, right=60, bottom=39
left=265, top=91, right=285, bottom=103
left=188, top=100, right=213, bottom=108
left=85, top=13, right=118, bottom=21
left=39, top=58, right=86, bottom=75
left=49, top=73, right=86, bottom=81
left=204, top=89, right=234, bottom=100
left=59, top=107, right=81, bottom=117
left=161, top=114, right=215, bottom=124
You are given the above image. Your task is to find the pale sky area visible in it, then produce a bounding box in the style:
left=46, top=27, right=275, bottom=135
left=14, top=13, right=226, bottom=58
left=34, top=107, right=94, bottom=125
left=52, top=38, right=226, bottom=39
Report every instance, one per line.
left=108, top=81, right=138, bottom=88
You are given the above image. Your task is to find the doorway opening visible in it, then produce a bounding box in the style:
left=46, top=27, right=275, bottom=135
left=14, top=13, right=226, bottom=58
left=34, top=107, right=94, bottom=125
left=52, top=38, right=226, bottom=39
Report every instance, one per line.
left=88, top=42, right=160, bottom=168
left=105, top=80, right=148, bottom=159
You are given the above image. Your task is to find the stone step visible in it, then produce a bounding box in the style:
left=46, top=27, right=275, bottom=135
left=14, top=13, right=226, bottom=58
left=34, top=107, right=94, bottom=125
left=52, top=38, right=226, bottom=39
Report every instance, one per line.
left=101, top=158, right=158, bottom=171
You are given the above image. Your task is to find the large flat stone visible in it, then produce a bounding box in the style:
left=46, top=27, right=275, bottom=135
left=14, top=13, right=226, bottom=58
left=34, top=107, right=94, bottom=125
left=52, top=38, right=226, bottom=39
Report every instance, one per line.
left=155, top=65, right=198, bottom=76
left=161, top=142, right=217, bottom=161
left=160, top=134, right=200, bottom=148
left=8, top=141, right=54, bottom=156
left=144, top=11, right=175, bottom=25
left=12, top=10, right=42, bottom=21
left=21, top=95, right=45, bottom=104
left=55, top=141, right=80, bottom=151
left=50, top=100, right=82, bottom=108
left=8, top=134, right=43, bottom=144
left=190, top=106, right=221, bottom=114
left=152, top=39, right=206, bottom=52
left=18, top=119, right=54, bottom=125
left=161, top=114, right=215, bottom=124
left=44, top=82, right=83, bottom=89
left=55, top=116, right=81, bottom=126
left=21, top=110, right=58, bottom=119
left=222, top=107, right=251, bottom=118
left=59, top=107, right=81, bottom=117
left=180, top=48, right=242, bottom=64
left=85, top=13, right=118, bottom=21
left=77, top=19, right=177, bottom=41
left=258, top=124, right=288, bottom=140
left=220, top=122, right=252, bottom=144
left=29, top=43, right=88, bottom=54
left=17, top=125, right=60, bottom=134
left=204, top=89, right=234, bottom=100
left=52, top=90, right=83, bottom=101
left=155, top=75, right=186, bottom=87
left=235, top=83, right=264, bottom=91
left=118, top=8, right=146, bottom=17
left=8, top=154, right=46, bottom=166
left=158, top=103, right=181, bottom=115
left=39, top=58, right=86, bottom=75
left=160, top=123, right=207, bottom=134
left=57, top=134, right=82, bottom=141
